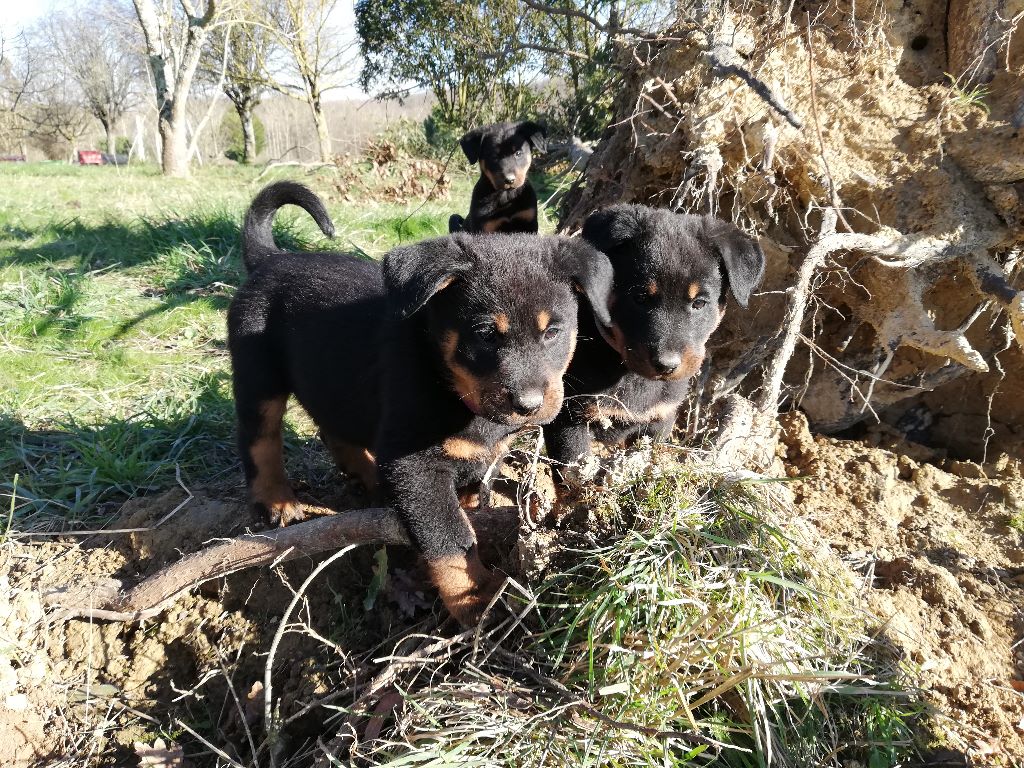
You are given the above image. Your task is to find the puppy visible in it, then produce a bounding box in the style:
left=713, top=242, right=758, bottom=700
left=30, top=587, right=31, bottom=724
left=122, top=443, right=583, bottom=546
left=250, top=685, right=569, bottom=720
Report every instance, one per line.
left=448, top=121, right=546, bottom=235
left=228, top=181, right=613, bottom=624
left=544, top=205, right=765, bottom=483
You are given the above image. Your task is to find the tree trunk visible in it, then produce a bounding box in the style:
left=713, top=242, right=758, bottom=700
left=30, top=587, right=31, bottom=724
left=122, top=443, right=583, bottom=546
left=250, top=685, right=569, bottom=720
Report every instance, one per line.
left=237, top=101, right=256, bottom=164
left=311, top=94, right=331, bottom=162
left=102, top=119, right=115, bottom=155
left=159, top=107, right=189, bottom=178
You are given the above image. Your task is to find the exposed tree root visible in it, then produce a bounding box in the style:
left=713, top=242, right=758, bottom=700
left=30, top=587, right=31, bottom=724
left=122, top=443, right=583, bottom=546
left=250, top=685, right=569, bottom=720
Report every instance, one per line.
left=44, top=505, right=518, bottom=623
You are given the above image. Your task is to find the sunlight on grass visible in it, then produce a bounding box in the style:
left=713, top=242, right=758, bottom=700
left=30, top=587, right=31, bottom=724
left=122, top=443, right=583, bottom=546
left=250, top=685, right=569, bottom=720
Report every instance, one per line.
left=0, top=162, right=473, bottom=530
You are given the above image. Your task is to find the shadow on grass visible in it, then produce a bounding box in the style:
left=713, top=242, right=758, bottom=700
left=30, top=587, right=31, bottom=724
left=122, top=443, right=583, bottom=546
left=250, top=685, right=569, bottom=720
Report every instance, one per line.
left=0, top=370, right=239, bottom=529
left=0, top=212, right=323, bottom=338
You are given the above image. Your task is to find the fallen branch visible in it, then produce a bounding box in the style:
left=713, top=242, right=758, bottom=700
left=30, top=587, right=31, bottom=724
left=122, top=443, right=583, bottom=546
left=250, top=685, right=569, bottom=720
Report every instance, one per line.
left=44, top=505, right=518, bottom=623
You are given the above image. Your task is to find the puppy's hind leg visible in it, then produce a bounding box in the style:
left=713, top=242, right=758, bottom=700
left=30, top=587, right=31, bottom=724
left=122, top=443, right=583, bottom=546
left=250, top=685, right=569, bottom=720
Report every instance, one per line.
left=236, top=389, right=304, bottom=526
left=322, top=433, right=378, bottom=495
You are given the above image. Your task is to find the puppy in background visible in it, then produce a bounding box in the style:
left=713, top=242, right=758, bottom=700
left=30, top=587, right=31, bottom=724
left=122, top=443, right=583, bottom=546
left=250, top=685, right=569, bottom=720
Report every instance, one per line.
left=448, top=121, right=546, bottom=235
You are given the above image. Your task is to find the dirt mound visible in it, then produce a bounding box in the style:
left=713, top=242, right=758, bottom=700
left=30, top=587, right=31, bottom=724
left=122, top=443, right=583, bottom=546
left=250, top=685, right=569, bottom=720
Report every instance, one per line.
left=780, top=412, right=1024, bottom=760
left=560, top=2, right=1024, bottom=460
left=3, top=440, right=1023, bottom=764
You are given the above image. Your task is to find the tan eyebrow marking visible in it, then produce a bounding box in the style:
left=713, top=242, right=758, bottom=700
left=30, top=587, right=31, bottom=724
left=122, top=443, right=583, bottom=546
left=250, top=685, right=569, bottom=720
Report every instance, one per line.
left=537, top=310, right=551, bottom=331
left=647, top=281, right=659, bottom=295
left=494, top=313, right=510, bottom=333
left=688, top=282, right=701, bottom=299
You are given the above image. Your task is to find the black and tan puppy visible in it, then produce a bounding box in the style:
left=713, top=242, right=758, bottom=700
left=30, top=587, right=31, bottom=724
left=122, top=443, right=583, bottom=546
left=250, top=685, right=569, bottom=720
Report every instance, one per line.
left=448, top=121, right=546, bottom=234
left=544, top=205, right=765, bottom=483
left=228, top=181, right=613, bottom=624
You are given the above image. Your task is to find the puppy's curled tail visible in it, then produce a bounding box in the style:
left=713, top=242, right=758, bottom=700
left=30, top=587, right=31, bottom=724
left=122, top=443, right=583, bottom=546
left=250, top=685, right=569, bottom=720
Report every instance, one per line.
left=242, top=181, right=336, bottom=272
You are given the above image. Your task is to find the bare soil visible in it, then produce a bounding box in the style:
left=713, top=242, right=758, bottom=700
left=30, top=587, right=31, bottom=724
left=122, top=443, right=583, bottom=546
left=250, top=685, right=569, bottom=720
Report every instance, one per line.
left=780, top=411, right=1024, bottom=763
left=1, top=429, right=1023, bottom=765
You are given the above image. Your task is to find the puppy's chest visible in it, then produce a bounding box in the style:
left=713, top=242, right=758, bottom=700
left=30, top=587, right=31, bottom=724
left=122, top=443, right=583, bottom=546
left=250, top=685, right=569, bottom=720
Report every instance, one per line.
left=579, top=376, right=689, bottom=429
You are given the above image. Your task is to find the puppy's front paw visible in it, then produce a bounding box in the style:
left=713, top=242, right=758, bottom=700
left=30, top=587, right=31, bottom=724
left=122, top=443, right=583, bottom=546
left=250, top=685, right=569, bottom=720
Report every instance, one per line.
left=253, top=492, right=306, bottom=527
left=427, top=547, right=504, bottom=626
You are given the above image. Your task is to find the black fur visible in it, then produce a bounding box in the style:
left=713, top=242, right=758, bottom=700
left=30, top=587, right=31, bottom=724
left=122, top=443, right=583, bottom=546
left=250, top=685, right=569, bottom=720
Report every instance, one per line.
left=229, top=182, right=612, bottom=624
left=449, top=121, right=546, bottom=235
left=545, top=204, right=765, bottom=479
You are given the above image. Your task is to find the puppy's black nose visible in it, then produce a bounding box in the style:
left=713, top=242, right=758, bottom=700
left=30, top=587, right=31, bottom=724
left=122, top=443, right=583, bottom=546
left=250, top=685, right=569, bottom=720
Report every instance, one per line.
left=653, top=353, right=681, bottom=376
left=503, top=174, right=517, bottom=186
left=510, top=390, right=544, bottom=416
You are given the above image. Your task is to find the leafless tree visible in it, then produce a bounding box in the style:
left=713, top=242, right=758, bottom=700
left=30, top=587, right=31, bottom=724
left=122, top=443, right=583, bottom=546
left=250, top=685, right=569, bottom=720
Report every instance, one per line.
left=43, top=3, right=141, bottom=155
left=131, top=0, right=220, bottom=176
left=204, top=6, right=276, bottom=163
left=259, top=0, right=357, bottom=162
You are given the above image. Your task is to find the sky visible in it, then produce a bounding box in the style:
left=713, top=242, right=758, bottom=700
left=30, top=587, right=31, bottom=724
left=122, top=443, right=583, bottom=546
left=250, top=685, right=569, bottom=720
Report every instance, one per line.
left=0, top=0, right=368, bottom=97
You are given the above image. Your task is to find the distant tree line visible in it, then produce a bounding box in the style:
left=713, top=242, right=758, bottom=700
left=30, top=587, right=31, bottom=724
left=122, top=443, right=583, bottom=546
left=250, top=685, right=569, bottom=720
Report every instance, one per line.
left=0, top=0, right=669, bottom=175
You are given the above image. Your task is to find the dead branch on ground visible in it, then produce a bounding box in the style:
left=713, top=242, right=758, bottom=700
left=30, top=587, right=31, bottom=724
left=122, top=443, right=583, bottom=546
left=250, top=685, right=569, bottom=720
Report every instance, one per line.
left=44, top=505, right=518, bottom=623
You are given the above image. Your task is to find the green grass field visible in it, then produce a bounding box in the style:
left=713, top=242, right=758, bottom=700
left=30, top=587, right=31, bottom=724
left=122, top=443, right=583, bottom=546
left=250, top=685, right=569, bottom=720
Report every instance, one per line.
left=0, top=161, right=484, bottom=530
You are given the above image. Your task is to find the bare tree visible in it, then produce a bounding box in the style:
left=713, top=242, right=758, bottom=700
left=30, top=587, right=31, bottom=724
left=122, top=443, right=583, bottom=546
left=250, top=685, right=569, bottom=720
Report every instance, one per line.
left=131, top=0, right=219, bottom=176
left=42, top=4, right=140, bottom=155
left=260, top=0, right=356, bottom=162
left=205, top=8, right=275, bottom=163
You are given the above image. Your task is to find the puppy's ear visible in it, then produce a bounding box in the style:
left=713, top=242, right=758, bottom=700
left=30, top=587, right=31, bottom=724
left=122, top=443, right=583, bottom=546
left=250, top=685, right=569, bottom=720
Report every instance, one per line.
left=519, top=121, right=546, bottom=153
left=701, top=219, right=765, bottom=308
left=383, top=236, right=474, bottom=318
left=581, top=205, right=642, bottom=253
left=459, top=127, right=485, bottom=164
left=547, top=238, right=615, bottom=329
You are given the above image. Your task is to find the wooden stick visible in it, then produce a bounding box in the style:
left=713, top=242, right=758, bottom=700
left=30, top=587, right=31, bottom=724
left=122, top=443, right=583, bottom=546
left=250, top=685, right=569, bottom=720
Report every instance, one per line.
left=44, top=505, right=517, bottom=623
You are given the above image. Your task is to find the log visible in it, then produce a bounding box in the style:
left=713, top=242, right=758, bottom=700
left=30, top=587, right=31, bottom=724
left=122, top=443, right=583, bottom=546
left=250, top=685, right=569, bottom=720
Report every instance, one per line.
left=44, top=505, right=518, bottom=623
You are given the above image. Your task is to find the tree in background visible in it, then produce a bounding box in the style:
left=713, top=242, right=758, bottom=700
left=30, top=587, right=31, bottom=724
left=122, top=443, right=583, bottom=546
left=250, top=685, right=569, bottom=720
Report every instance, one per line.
left=219, top=106, right=266, bottom=161
left=204, top=7, right=275, bottom=164
left=42, top=3, right=140, bottom=156
left=131, top=0, right=219, bottom=176
left=356, top=0, right=666, bottom=141
left=356, top=0, right=535, bottom=136
left=259, top=0, right=356, bottom=163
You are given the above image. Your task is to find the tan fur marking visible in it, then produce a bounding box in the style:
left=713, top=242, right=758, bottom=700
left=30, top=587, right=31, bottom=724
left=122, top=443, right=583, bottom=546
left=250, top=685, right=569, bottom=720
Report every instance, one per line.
left=442, top=436, right=491, bottom=462
left=647, top=280, right=659, bottom=296
left=536, top=310, right=551, bottom=331
left=494, top=313, right=510, bottom=334
left=510, top=207, right=536, bottom=222
left=323, top=435, right=378, bottom=490
left=535, top=327, right=576, bottom=423
left=440, top=330, right=482, bottom=412
left=428, top=545, right=497, bottom=625
left=481, top=217, right=510, bottom=233
left=480, top=161, right=500, bottom=190
left=249, top=397, right=302, bottom=524
left=688, top=282, right=701, bottom=300
left=585, top=398, right=681, bottom=426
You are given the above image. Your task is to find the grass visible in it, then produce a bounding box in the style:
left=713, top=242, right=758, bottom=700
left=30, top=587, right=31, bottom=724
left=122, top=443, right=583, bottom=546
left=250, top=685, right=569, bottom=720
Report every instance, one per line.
left=0, top=160, right=478, bottom=531
left=341, top=455, right=920, bottom=767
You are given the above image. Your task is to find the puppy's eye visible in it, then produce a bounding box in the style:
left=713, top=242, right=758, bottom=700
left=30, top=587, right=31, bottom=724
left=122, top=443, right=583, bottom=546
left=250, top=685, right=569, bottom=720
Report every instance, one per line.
left=691, top=298, right=709, bottom=311
left=631, top=290, right=649, bottom=305
left=542, top=326, right=561, bottom=342
left=515, top=150, right=523, bottom=158
left=474, top=325, right=497, bottom=342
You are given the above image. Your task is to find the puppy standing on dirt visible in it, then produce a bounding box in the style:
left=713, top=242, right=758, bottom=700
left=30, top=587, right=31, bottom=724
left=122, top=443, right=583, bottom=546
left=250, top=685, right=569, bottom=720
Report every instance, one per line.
left=448, top=121, right=546, bottom=234
left=544, top=205, right=765, bottom=487
left=228, top=181, right=613, bottom=624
